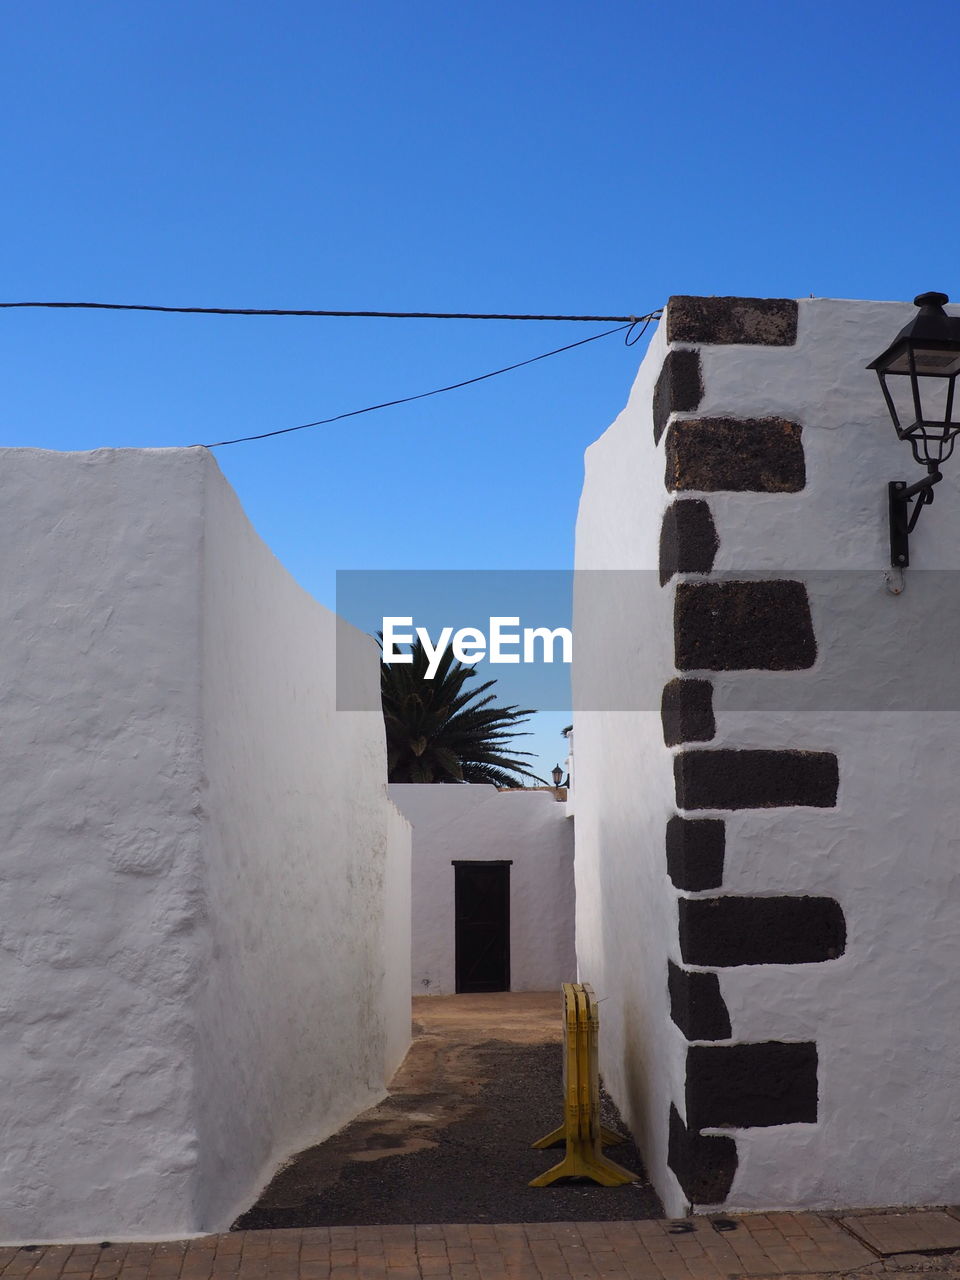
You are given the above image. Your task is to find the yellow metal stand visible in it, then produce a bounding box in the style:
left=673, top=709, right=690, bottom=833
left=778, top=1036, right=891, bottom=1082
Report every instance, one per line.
left=529, top=983, right=636, bottom=1187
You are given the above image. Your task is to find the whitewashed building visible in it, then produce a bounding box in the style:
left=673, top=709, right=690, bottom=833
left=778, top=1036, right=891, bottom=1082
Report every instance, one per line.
left=390, top=784, right=575, bottom=995
left=572, top=295, right=960, bottom=1216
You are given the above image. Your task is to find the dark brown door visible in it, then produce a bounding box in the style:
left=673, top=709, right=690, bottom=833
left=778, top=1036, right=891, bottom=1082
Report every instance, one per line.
left=454, top=861, right=511, bottom=993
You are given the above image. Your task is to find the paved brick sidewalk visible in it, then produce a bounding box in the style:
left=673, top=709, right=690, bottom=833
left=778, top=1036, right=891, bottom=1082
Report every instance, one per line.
left=9, top=1212, right=960, bottom=1280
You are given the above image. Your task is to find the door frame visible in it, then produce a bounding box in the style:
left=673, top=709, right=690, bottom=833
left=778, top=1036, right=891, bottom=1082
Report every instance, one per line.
left=452, top=859, right=512, bottom=994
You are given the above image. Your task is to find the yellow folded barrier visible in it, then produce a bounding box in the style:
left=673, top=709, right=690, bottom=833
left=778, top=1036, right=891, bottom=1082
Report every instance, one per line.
left=529, top=982, right=635, bottom=1187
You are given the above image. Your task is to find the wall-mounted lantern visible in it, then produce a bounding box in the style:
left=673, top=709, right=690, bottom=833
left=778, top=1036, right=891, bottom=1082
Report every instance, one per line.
left=868, top=291, right=960, bottom=567
left=551, top=762, right=569, bottom=800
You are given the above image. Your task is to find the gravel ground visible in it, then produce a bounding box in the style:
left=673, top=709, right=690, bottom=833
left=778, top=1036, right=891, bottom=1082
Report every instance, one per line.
left=234, top=1039, right=664, bottom=1229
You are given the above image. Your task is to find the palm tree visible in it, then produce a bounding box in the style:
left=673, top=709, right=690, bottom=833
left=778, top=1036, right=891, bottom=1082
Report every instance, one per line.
left=380, top=636, right=545, bottom=786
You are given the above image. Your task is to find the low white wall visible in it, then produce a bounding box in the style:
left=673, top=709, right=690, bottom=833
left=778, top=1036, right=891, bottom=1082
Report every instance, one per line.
left=192, top=460, right=411, bottom=1231
left=573, top=296, right=960, bottom=1216
left=0, top=447, right=411, bottom=1243
left=389, top=784, right=575, bottom=994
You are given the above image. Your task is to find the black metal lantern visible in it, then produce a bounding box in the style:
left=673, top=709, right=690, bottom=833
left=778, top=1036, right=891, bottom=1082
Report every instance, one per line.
left=551, top=763, right=564, bottom=788
left=867, top=292, right=960, bottom=566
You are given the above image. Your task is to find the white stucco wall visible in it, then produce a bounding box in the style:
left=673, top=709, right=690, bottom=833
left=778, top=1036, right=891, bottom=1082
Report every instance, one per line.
left=0, top=449, right=208, bottom=1244
left=572, top=317, right=683, bottom=1210
left=382, top=799, right=414, bottom=1079
left=192, top=461, right=411, bottom=1231
left=0, top=447, right=411, bottom=1244
left=573, top=298, right=960, bottom=1216
left=389, top=784, right=575, bottom=994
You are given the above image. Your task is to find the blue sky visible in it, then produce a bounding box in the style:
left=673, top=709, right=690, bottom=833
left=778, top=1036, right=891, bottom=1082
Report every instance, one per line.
left=2, top=0, right=958, bottom=776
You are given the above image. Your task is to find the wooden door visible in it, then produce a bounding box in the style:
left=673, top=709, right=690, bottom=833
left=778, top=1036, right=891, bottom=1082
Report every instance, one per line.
left=454, top=861, right=511, bottom=993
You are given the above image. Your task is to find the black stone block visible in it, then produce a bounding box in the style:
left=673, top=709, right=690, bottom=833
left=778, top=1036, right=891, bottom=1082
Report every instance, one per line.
left=675, top=579, right=816, bottom=671
left=686, top=1041, right=818, bottom=1129
left=667, top=296, right=798, bottom=346
left=653, top=348, right=704, bottom=445
left=674, top=749, right=838, bottom=810
left=665, top=417, right=805, bottom=493
left=661, top=679, right=715, bottom=747
left=665, top=816, right=725, bottom=890
left=668, top=960, right=732, bottom=1040
left=679, top=895, right=846, bottom=966
left=659, top=500, right=719, bottom=586
left=667, top=1103, right=737, bottom=1204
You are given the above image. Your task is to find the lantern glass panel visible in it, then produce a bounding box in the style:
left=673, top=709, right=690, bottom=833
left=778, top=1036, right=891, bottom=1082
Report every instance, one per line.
left=885, top=345, right=960, bottom=377
left=915, top=373, right=957, bottom=428
left=880, top=369, right=957, bottom=432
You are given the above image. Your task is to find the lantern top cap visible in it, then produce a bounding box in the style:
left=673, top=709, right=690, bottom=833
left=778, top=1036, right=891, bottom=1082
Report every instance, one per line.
left=867, top=290, right=960, bottom=371
left=915, top=291, right=949, bottom=308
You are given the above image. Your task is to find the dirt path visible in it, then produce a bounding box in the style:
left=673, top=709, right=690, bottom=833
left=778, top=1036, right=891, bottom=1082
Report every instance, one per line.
left=234, top=992, right=664, bottom=1228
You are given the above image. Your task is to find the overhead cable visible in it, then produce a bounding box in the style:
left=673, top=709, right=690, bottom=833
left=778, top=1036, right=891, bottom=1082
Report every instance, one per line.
left=0, top=300, right=655, bottom=323
left=0, top=296, right=662, bottom=447
left=200, top=318, right=655, bottom=448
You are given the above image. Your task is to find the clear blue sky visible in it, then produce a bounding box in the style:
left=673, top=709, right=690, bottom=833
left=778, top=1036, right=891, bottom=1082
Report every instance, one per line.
left=3, top=0, right=958, bottom=777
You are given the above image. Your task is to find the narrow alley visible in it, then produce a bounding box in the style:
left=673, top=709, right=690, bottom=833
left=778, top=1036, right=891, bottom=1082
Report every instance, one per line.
left=234, top=993, right=662, bottom=1228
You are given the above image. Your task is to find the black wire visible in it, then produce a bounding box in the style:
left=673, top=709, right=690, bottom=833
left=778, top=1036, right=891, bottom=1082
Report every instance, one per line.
left=199, top=322, right=647, bottom=448
left=624, top=316, right=654, bottom=346
left=0, top=300, right=655, bottom=323
left=0, top=296, right=663, bottom=445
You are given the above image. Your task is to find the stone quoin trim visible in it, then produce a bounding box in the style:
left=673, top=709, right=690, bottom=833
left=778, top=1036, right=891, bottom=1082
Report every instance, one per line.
left=667, top=959, right=732, bottom=1040
left=674, top=579, right=816, bottom=671
left=674, top=748, right=839, bottom=810
left=668, top=1103, right=737, bottom=1205
left=679, top=895, right=847, bottom=967
left=685, top=1041, right=819, bottom=1129
left=659, top=499, right=719, bottom=586
left=666, top=295, right=798, bottom=346
left=661, top=678, right=715, bottom=747
left=665, top=815, right=725, bottom=890
left=653, top=348, right=704, bottom=446
left=653, top=294, right=839, bottom=1213
left=664, top=417, right=806, bottom=493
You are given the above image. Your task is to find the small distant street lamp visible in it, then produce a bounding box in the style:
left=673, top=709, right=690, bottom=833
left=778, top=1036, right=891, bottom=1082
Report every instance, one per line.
left=868, top=291, right=960, bottom=567
left=551, top=763, right=565, bottom=788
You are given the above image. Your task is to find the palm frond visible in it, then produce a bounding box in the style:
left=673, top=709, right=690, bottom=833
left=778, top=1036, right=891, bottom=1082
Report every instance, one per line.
left=380, top=634, right=546, bottom=787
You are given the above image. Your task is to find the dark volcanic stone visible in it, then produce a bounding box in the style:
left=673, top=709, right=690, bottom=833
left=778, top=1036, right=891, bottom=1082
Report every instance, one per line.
left=666, top=296, right=798, bottom=346
left=665, top=815, right=725, bottom=890
left=686, top=1041, right=818, bottom=1129
left=661, top=678, right=715, bottom=747
left=659, top=500, right=719, bottom=586
left=675, top=579, right=816, bottom=671
left=667, top=1103, right=737, bottom=1205
left=653, top=348, right=704, bottom=445
left=667, top=960, right=731, bottom=1041
left=679, top=895, right=847, bottom=966
left=665, top=417, right=805, bottom=493
left=674, top=749, right=839, bottom=810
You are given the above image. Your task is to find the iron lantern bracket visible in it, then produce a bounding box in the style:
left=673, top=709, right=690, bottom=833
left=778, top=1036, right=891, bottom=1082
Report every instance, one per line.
left=889, top=470, right=942, bottom=567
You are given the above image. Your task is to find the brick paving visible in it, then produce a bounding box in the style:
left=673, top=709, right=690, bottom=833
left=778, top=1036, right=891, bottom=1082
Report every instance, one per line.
left=840, top=1211, right=960, bottom=1257
left=6, top=1211, right=960, bottom=1280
